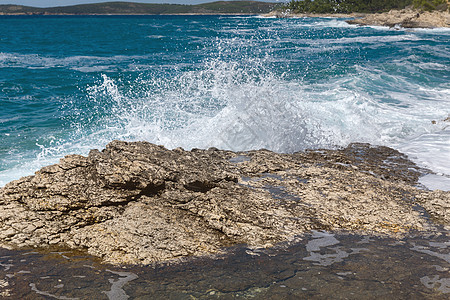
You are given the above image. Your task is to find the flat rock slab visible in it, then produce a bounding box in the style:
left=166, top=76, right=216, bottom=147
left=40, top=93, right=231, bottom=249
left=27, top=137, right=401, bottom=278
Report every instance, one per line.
left=0, top=141, right=448, bottom=265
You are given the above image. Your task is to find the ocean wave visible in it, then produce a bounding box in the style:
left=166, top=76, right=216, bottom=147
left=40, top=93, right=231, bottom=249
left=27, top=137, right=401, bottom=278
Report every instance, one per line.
left=1, top=16, right=449, bottom=189
left=0, top=52, right=150, bottom=72
left=68, top=57, right=448, bottom=154
left=291, top=18, right=356, bottom=28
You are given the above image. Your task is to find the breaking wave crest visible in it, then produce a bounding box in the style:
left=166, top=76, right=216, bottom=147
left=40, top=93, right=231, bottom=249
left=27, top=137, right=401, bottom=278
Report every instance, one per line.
left=70, top=57, right=448, bottom=156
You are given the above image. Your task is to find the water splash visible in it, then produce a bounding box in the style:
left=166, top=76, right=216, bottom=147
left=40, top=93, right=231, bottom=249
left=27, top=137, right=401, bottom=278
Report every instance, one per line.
left=1, top=17, right=449, bottom=188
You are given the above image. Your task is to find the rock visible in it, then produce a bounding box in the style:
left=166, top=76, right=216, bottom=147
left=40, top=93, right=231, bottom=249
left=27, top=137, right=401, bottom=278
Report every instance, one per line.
left=0, top=141, right=448, bottom=265
left=263, top=10, right=366, bottom=19
left=346, top=9, right=450, bottom=28
left=416, top=190, right=450, bottom=226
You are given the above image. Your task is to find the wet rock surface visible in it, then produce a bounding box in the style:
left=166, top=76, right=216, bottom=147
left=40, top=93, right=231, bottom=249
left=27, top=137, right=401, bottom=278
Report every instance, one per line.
left=0, top=141, right=448, bottom=265
left=1, top=232, right=449, bottom=299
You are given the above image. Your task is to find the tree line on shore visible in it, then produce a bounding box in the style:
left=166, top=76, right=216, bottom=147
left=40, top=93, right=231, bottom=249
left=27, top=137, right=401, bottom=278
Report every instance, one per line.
left=0, top=1, right=277, bottom=15
left=283, top=0, right=448, bottom=13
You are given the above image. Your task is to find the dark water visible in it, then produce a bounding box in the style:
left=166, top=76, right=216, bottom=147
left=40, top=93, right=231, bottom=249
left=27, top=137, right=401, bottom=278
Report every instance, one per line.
left=1, top=231, right=448, bottom=299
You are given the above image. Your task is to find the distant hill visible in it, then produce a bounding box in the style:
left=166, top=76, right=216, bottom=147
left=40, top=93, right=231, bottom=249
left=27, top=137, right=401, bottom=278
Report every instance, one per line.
left=0, top=1, right=279, bottom=15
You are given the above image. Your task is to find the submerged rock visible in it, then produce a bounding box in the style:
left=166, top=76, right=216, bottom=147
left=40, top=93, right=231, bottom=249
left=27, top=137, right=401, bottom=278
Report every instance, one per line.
left=0, top=141, right=448, bottom=265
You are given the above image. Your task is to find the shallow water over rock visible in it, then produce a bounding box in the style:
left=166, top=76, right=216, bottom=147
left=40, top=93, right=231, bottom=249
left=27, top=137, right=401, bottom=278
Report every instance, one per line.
left=1, top=231, right=448, bottom=299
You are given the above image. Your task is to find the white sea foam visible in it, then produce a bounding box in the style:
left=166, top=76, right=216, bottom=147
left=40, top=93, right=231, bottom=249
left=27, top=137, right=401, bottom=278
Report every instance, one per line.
left=399, top=129, right=450, bottom=190
left=77, top=65, right=371, bottom=152
left=367, top=24, right=450, bottom=34
left=0, top=53, right=150, bottom=73
left=252, top=15, right=276, bottom=19
left=2, top=53, right=448, bottom=188
left=327, top=34, right=421, bottom=44
left=414, top=27, right=450, bottom=34
left=419, top=174, right=450, bottom=192
left=147, top=35, right=165, bottom=39
left=77, top=60, right=448, bottom=168
left=417, top=62, right=448, bottom=71
left=290, top=19, right=354, bottom=28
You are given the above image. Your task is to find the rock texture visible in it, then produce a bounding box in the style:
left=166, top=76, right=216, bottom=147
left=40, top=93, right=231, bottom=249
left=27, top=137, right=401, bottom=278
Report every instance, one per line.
left=0, top=141, right=448, bottom=265
left=265, top=8, right=450, bottom=28
left=263, top=10, right=365, bottom=19
left=347, top=8, right=450, bottom=28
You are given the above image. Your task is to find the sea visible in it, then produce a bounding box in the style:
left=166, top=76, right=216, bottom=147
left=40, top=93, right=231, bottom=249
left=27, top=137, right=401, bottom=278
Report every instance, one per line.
left=0, top=15, right=449, bottom=189
left=0, top=14, right=449, bottom=299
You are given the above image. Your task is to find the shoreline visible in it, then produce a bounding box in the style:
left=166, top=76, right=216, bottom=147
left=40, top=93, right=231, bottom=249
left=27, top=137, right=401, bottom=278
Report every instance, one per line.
left=264, top=8, right=450, bottom=28
left=262, top=10, right=366, bottom=19
left=1, top=10, right=449, bottom=29
left=347, top=8, right=450, bottom=28
left=0, top=12, right=259, bottom=16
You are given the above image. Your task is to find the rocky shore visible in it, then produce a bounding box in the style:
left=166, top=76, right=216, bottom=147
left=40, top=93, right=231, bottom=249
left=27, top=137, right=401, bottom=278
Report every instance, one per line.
left=263, top=10, right=365, bottom=19
left=266, top=8, right=450, bottom=29
left=347, top=8, right=450, bottom=28
left=0, top=141, right=448, bottom=265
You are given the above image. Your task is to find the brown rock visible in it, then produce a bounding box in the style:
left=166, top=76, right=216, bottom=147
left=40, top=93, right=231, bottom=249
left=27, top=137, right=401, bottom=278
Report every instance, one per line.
left=346, top=9, right=450, bottom=28
left=0, top=141, right=448, bottom=265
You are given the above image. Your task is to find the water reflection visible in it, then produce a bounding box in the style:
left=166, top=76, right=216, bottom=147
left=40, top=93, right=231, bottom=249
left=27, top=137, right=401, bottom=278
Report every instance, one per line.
left=303, top=231, right=367, bottom=266
left=1, top=231, right=448, bottom=299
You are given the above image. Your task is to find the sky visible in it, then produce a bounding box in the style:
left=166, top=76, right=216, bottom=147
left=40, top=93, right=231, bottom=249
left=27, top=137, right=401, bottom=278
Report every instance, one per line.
left=0, top=0, right=287, bottom=8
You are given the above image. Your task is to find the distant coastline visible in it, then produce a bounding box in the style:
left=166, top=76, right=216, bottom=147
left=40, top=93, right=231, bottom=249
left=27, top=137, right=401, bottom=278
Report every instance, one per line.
left=0, top=12, right=263, bottom=16
left=2, top=1, right=448, bottom=29
left=0, top=1, right=278, bottom=16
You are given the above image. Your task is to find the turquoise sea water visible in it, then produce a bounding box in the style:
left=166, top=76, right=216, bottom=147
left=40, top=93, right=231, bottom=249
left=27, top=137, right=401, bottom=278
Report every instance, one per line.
left=0, top=15, right=449, bottom=188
